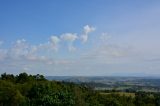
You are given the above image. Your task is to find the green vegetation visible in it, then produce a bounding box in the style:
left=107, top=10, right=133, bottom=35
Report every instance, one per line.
left=1, top=73, right=160, bottom=106
left=100, top=92, right=135, bottom=98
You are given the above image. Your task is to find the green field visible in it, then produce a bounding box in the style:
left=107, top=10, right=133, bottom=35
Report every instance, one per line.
left=100, top=92, right=135, bottom=97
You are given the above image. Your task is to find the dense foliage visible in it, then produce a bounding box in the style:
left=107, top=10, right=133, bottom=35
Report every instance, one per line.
left=0, top=73, right=160, bottom=106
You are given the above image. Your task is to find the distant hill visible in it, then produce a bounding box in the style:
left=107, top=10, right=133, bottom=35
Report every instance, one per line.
left=46, top=76, right=160, bottom=92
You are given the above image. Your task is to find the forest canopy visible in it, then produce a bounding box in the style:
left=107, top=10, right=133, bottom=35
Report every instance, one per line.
left=0, top=72, right=160, bottom=106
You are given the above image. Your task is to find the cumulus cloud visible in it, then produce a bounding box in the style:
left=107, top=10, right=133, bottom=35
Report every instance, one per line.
left=50, top=36, right=60, bottom=51
left=50, top=36, right=60, bottom=44
left=0, top=39, right=29, bottom=61
left=9, top=39, right=29, bottom=59
left=0, top=39, right=56, bottom=69
left=81, top=25, right=95, bottom=43
left=84, top=25, right=95, bottom=35
left=60, top=33, right=78, bottom=42
left=60, top=33, right=78, bottom=51
left=36, top=36, right=60, bottom=52
left=0, top=39, right=47, bottom=62
left=0, top=25, right=98, bottom=74
left=16, top=39, right=26, bottom=44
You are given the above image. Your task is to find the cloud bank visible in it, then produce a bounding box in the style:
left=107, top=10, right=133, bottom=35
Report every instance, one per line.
left=0, top=24, right=159, bottom=76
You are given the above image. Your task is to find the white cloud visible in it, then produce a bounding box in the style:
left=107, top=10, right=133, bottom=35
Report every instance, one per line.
left=84, top=25, right=95, bottom=35
left=1, top=23, right=159, bottom=76
left=35, top=36, right=60, bottom=52
left=60, top=33, right=78, bottom=51
left=50, top=36, right=60, bottom=51
left=81, top=25, right=95, bottom=43
left=2, top=39, right=47, bottom=62
left=9, top=39, right=29, bottom=59
left=0, top=25, right=117, bottom=75
left=50, top=36, right=60, bottom=44
left=60, top=33, right=78, bottom=42
left=0, top=39, right=38, bottom=61
left=16, top=39, right=26, bottom=44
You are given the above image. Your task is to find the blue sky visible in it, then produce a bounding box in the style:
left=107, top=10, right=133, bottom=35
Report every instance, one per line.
left=0, top=0, right=160, bottom=76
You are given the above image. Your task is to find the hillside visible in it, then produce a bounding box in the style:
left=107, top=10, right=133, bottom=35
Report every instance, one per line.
left=1, top=73, right=160, bottom=106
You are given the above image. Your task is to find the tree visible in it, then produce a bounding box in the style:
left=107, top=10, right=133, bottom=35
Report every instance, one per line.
left=1, top=72, right=15, bottom=83
left=0, top=80, right=26, bottom=106
left=16, top=72, right=29, bottom=83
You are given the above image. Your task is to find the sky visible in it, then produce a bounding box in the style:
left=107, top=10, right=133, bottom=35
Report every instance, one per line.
left=0, top=0, right=160, bottom=76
